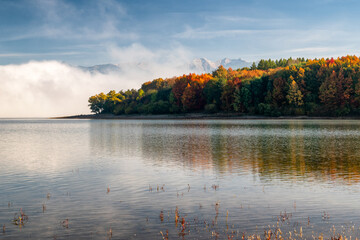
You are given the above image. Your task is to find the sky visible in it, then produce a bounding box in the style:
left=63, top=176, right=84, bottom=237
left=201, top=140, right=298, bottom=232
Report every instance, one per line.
left=1, top=0, right=360, bottom=117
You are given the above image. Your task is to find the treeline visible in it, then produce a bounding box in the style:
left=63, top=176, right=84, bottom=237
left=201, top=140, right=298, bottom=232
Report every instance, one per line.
left=88, top=56, right=360, bottom=117
left=250, top=57, right=306, bottom=70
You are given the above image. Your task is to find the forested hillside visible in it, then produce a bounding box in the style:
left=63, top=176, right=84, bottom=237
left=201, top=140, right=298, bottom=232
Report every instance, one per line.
left=88, top=56, right=360, bottom=117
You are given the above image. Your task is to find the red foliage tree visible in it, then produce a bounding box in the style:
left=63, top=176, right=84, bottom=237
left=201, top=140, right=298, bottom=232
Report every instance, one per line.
left=181, top=81, right=205, bottom=111
left=172, top=75, right=191, bottom=106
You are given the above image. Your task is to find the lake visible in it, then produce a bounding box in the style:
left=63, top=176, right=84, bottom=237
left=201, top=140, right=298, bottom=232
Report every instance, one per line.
left=1, top=119, right=360, bottom=239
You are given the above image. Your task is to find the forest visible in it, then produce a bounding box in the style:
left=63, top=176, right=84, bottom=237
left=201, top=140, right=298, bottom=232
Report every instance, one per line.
left=88, top=56, right=360, bottom=117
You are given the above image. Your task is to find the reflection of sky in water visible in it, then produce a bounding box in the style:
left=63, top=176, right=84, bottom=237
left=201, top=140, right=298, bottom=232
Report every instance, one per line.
left=1, top=119, right=360, bottom=239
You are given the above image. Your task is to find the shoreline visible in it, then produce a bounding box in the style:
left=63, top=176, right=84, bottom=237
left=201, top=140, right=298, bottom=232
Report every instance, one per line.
left=52, top=113, right=360, bottom=120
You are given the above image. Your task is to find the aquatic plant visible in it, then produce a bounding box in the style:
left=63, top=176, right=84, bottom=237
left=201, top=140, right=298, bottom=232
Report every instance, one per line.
left=107, top=227, right=112, bottom=239
left=61, top=219, right=69, bottom=228
left=12, top=209, right=28, bottom=226
left=160, top=230, right=169, bottom=240
left=160, top=210, right=164, bottom=222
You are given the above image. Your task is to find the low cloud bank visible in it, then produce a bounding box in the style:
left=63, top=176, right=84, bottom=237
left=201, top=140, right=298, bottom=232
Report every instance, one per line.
left=0, top=44, right=193, bottom=118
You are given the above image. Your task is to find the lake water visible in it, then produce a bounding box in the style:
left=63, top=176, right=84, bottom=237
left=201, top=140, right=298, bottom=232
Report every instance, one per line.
left=1, top=119, right=360, bottom=239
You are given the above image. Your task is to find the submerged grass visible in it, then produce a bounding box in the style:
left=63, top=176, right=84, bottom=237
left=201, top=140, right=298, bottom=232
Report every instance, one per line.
left=3, top=182, right=360, bottom=240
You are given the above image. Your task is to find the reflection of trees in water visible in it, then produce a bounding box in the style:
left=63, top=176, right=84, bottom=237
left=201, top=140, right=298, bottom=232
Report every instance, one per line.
left=140, top=122, right=360, bottom=184
left=90, top=121, right=360, bottom=184
left=237, top=123, right=360, bottom=184
left=140, top=123, right=214, bottom=170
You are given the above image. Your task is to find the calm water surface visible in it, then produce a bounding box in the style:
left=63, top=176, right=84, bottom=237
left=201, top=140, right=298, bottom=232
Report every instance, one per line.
left=1, top=119, right=360, bottom=239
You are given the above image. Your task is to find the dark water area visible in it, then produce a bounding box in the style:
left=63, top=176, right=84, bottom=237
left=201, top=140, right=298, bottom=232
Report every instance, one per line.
left=1, top=119, right=360, bottom=239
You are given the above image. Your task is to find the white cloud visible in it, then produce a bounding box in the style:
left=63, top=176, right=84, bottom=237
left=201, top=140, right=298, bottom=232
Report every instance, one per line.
left=0, top=44, right=193, bottom=118
left=107, top=43, right=193, bottom=77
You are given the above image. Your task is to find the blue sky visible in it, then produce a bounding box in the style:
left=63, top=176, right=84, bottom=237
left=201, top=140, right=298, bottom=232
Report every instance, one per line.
left=1, top=0, right=360, bottom=65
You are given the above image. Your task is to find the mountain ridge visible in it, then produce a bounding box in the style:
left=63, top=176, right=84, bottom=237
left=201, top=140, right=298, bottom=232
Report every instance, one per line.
left=78, top=57, right=252, bottom=74
left=190, top=57, right=252, bottom=73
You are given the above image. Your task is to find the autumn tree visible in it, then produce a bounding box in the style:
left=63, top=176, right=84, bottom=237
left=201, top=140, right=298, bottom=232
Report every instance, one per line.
left=181, top=82, right=205, bottom=111
left=88, top=92, right=107, bottom=114
left=141, top=78, right=165, bottom=93
left=272, top=76, right=286, bottom=106
left=335, top=69, right=353, bottom=107
left=319, top=70, right=338, bottom=112
left=286, top=77, right=304, bottom=107
left=172, top=75, right=191, bottom=107
left=203, top=78, right=226, bottom=107
left=233, top=84, right=251, bottom=112
left=212, top=65, right=228, bottom=79
left=220, top=82, right=235, bottom=112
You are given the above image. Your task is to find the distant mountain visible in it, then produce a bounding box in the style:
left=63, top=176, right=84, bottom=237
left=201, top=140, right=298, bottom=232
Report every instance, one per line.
left=78, top=57, right=252, bottom=75
left=190, top=58, right=252, bottom=73
left=217, top=58, right=252, bottom=70
left=78, top=64, right=122, bottom=74
left=190, top=58, right=218, bottom=73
